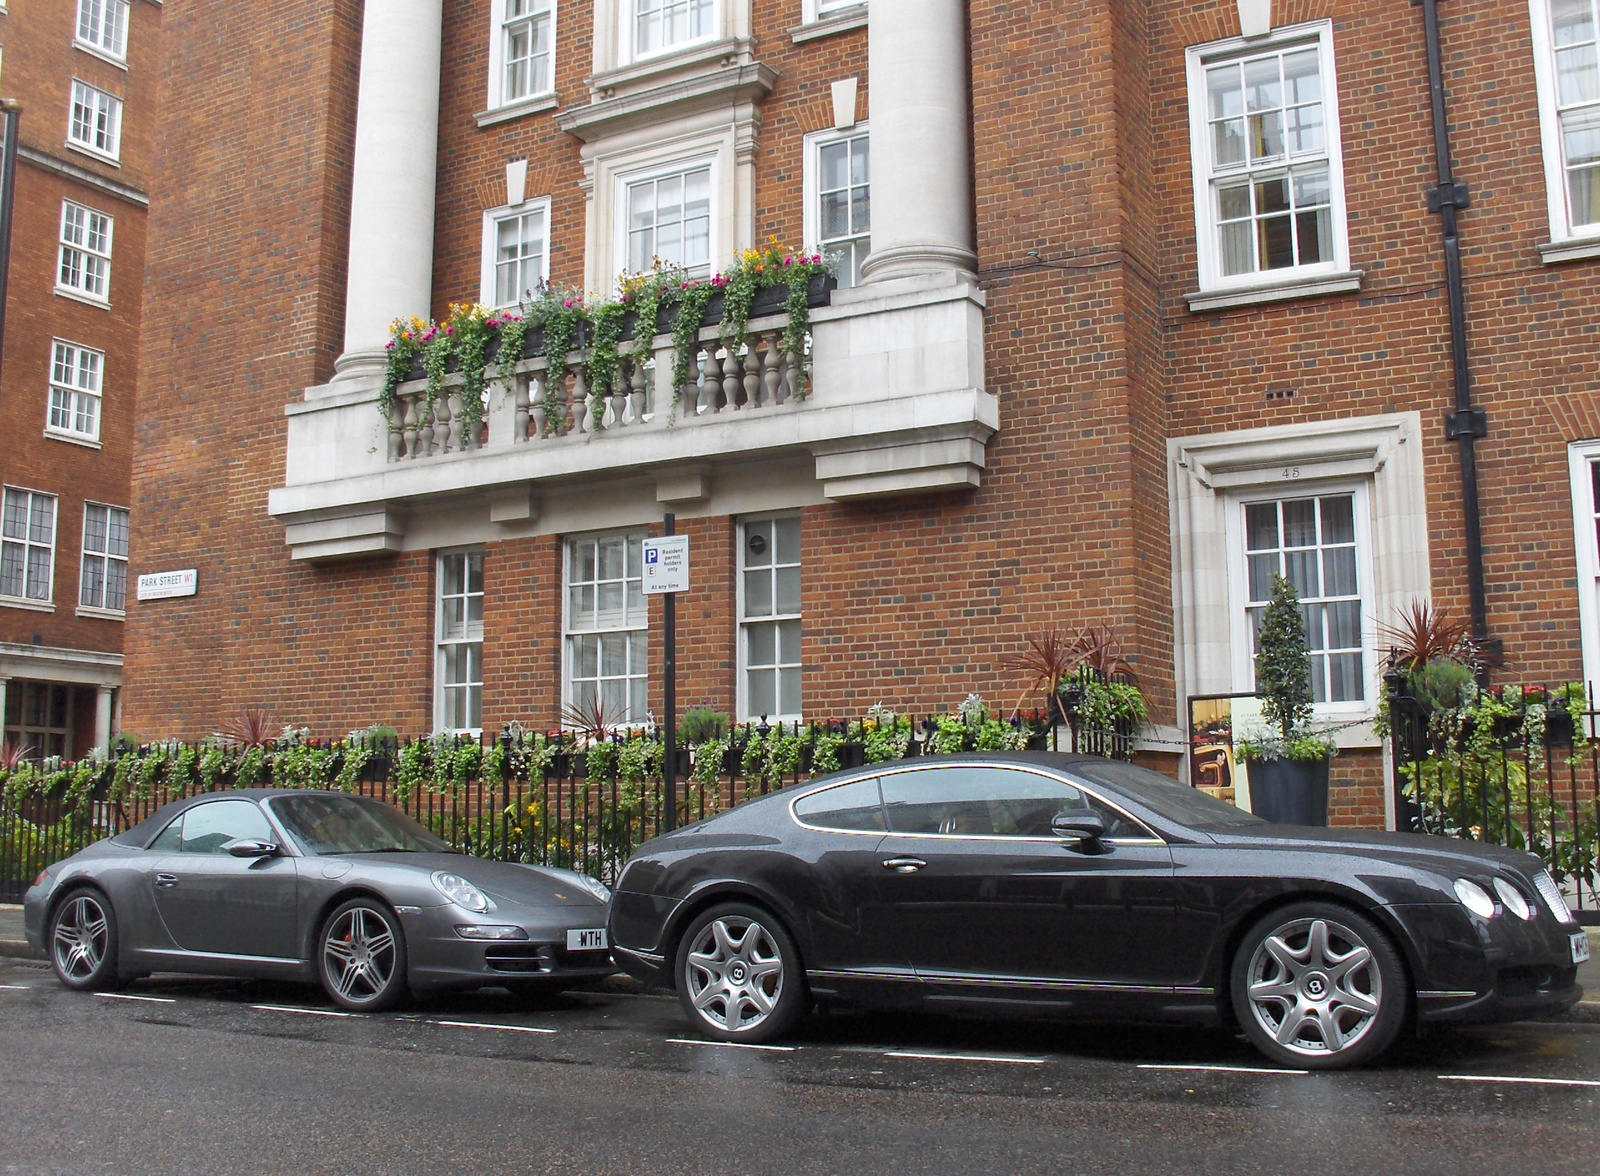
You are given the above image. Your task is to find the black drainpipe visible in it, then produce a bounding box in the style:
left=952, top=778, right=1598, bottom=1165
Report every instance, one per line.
left=1419, top=0, right=1494, bottom=659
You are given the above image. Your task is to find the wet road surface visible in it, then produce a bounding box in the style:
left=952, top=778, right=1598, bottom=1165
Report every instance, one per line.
left=2, top=955, right=1598, bottom=1174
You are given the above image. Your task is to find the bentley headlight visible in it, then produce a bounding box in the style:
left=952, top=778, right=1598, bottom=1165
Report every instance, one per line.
left=432, top=871, right=494, bottom=913
left=1493, top=878, right=1533, bottom=921
left=1454, top=878, right=1497, bottom=920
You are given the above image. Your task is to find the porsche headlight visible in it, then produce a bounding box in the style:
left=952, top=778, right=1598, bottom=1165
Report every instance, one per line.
left=575, top=874, right=612, bottom=904
left=432, top=871, right=494, bottom=914
left=1493, top=878, right=1533, bottom=921
left=1454, top=878, right=1497, bottom=920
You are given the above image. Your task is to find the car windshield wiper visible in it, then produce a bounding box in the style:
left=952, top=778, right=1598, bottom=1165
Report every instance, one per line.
left=339, top=846, right=426, bottom=854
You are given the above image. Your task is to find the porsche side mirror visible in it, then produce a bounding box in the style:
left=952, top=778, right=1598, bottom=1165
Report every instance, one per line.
left=226, top=839, right=280, bottom=859
left=1051, top=812, right=1107, bottom=850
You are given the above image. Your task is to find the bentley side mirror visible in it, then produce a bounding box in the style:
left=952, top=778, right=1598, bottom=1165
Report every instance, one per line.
left=1051, top=812, right=1107, bottom=851
left=226, top=839, right=280, bottom=859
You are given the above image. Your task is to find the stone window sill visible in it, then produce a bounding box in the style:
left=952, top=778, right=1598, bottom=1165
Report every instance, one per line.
left=1538, top=236, right=1600, bottom=265
left=43, top=428, right=102, bottom=449
left=64, top=139, right=121, bottom=169
left=76, top=605, right=125, bottom=621
left=73, top=40, right=129, bottom=71
left=1185, top=269, right=1363, bottom=313
left=475, top=93, right=559, bottom=128
left=0, top=596, right=56, bottom=614
left=55, top=286, right=111, bottom=310
left=790, top=7, right=868, bottom=43
left=590, top=37, right=751, bottom=97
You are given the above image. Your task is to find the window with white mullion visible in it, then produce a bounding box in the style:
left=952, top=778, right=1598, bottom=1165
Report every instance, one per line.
left=76, top=0, right=130, bottom=60
left=436, top=551, right=485, bottom=734
left=634, top=0, right=714, bottom=57
left=816, top=0, right=865, bottom=13
left=500, top=0, right=554, bottom=104
left=1243, top=494, right=1364, bottom=705
left=80, top=503, right=128, bottom=613
left=1572, top=442, right=1600, bottom=690
left=58, top=201, right=113, bottom=301
left=626, top=165, right=711, bottom=273
left=48, top=340, right=103, bottom=441
left=740, top=517, right=801, bottom=721
left=3, top=682, right=73, bottom=761
left=817, top=132, right=870, bottom=289
left=1551, top=0, right=1600, bottom=230
left=69, top=80, right=122, bottom=159
left=1, top=488, right=58, bottom=604
left=565, top=534, right=648, bottom=724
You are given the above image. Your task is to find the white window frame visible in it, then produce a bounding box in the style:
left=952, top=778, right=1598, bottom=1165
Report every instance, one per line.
left=47, top=339, right=104, bottom=443
left=486, top=0, right=556, bottom=112
left=1225, top=482, right=1376, bottom=716
left=737, top=515, right=803, bottom=723
left=563, top=531, right=650, bottom=726
left=623, top=0, right=718, bottom=64
left=802, top=124, right=870, bottom=290
left=1571, top=441, right=1600, bottom=691
left=1, top=487, right=59, bottom=609
left=435, top=549, right=485, bottom=736
left=79, top=502, right=129, bottom=617
left=57, top=201, right=113, bottom=304
left=68, top=79, right=122, bottom=162
left=615, top=156, right=717, bottom=278
left=480, top=197, right=552, bottom=309
left=1529, top=0, right=1600, bottom=252
left=75, top=0, right=130, bottom=64
left=803, top=0, right=866, bottom=22
left=1184, top=21, right=1353, bottom=298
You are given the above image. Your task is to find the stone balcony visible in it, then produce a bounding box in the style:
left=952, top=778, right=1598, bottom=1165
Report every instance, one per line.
left=268, top=271, right=997, bottom=561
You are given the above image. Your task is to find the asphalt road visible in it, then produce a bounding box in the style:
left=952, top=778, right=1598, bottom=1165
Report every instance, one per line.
left=4, top=954, right=1600, bottom=1176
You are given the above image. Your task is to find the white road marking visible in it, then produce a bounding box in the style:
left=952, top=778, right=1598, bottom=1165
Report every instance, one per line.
left=1439, top=1074, right=1600, bottom=1088
left=95, top=992, right=177, bottom=1004
left=667, top=1037, right=796, bottom=1053
left=432, top=1020, right=557, bottom=1035
left=0, top=984, right=34, bottom=991
left=1138, top=1064, right=1308, bottom=1076
left=250, top=1004, right=358, bottom=1018
left=885, top=1051, right=1046, bottom=1065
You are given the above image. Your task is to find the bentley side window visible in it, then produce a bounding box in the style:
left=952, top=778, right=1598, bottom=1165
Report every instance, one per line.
left=792, top=777, right=885, bottom=832
left=880, top=767, right=1146, bottom=839
left=176, top=801, right=274, bottom=854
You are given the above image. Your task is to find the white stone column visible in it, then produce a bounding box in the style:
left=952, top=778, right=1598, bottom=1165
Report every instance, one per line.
left=861, top=0, right=978, bottom=281
left=0, top=677, right=9, bottom=744
left=94, top=686, right=114, bottom=753
left=333, top=0, right=446, bottom=381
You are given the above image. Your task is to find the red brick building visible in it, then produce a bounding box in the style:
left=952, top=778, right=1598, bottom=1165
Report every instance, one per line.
left=0, top=0, right=161, bottom=759
left=123, top=0, right=1600, bottom=827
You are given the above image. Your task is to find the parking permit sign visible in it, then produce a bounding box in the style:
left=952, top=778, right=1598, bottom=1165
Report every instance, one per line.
left=642, top=534, right=690, bottom=595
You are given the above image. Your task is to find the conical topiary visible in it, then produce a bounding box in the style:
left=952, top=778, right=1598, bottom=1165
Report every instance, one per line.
left=1255, top=573, right=1313, bottom=742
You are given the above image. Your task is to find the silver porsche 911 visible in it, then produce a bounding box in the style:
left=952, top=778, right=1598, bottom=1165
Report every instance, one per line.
left=23, top=789, right=617, bottom=1009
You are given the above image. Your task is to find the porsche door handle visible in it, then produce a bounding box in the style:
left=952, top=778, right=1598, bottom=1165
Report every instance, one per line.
left=155, top=873, right=179, bottom=889
left=881, top=857, right=926, bottom=874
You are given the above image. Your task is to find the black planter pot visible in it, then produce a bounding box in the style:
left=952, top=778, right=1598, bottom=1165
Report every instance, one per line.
left=1249, top=756, right=1331, bottom=826
left=360, top=753, right=392, bottom=785
left=1546, top=707, right=1576, bottom=748
left=723, top=745, right=744, bottom=776
left=839, top=741, right=866, bottom=770
left=670, top=747, right=692, bottom=777
left=550, top=751, right=572, bottom=778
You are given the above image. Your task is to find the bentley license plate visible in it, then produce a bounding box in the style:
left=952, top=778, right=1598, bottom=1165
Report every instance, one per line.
left=1572, top=931, right=1590, bottom=965
left=567, top=928, right=608, bottom=951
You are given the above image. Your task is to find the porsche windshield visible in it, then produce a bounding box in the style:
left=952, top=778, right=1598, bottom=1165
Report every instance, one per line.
left=269, top=795, right=454, bottom=855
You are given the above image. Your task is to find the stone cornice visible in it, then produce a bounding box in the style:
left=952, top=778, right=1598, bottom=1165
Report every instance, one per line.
left=14, top=143, right=150, bottom=207
left=557, top=61, right=778, bottom=143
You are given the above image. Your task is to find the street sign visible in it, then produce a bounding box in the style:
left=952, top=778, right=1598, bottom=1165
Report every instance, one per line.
left=642, top=534, right=689, bottom=595
left=136, top=569, right=198, bottom=601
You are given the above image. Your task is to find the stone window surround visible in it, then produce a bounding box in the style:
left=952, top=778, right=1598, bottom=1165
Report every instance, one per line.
left=802, top=122, right=870, bottom=287
left=485, top=0, right=557, bottom=116
left=1528, top=0, right=1600, bottom=264
left=592, top=0, right=748, bottom=77
left=1168, top=411, right=1430, bottom=752
left=480, top=195, right=553, bottom=309
left=1182, top=20, right=1360, bottom=313
left=582, top=118, right=749, bottom=293
left=1570, top=439, right=1600, bottom=689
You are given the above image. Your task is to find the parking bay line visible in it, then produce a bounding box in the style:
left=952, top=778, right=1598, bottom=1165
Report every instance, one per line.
left=884, top=1051, right=1046, bottom=1065
left=0, top=984, right=34, bottom=991
left=1439, top=1074, right=1600, bottom=1089
left=667, top=1038, right=797, bottom=1053
left=95, top=992, right=177, bottom=1004
left=1138, top=1064, right=1308, bottom=1076
left=250, top=1004, right=359, bottom=1019
left=431, top=1020, right=557, bottom=1035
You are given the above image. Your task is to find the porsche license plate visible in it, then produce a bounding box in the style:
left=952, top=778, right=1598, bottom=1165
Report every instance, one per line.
left=1572, top=931, right=1590, bottom=965
left=567, top=928, right=608, bottom=952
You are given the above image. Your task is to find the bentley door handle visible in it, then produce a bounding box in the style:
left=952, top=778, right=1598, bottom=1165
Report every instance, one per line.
left=155, top=873, right=179, bottom=889
left=881, top=857, right=926, bottom=874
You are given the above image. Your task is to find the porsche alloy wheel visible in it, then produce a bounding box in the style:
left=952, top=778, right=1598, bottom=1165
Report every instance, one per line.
left=319, top=899, right=408, bottom=1011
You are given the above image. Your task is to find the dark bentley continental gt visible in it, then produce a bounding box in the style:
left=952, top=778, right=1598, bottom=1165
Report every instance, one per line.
left=24, top=790, right=615, bottom=1009
left=609, top=753, right=1588, bottom=1068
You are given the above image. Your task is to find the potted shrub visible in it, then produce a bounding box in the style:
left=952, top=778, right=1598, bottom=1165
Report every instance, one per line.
left=1238, top=574, right=1336, bottom=825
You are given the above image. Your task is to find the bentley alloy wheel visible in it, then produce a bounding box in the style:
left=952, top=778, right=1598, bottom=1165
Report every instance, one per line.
left=675, top=902, right=806, bottom=1044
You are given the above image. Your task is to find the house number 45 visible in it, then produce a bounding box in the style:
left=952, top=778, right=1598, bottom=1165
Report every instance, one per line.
left=1281, top=467, right=1301, bottom=479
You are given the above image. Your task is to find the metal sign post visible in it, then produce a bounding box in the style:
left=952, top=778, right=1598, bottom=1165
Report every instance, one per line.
left=643, top=521, right=690, bottom=831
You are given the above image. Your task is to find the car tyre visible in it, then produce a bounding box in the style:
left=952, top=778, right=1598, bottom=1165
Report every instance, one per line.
left=674, top=902, right=807, bottom=1044
left=48, top=888, right=124, bottom=992
left=318, top=898, right=409, bottom=1012
left=1231, top=901, right=1408, bottom=1071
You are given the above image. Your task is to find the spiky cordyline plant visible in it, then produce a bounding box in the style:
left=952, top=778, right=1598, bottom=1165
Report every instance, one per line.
left=1073, top=623, right=1136, bottom=683
left=1376, top=599, right=1481, bottom=672
left=559, top=695, right=623, bottom=744
left=216, top=708, right=277, bottom=748
left=1002, top=629, right=1079, bottom=720
left=0, top=737, right=35, bottom=770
